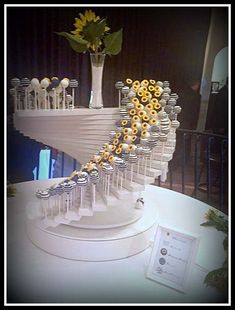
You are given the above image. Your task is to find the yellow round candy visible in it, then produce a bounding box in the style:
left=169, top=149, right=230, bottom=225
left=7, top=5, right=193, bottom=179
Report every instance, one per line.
left=123, top=135, right=132, bottom=144
left=136, top=103, right=144, bottom=111
left=132, top=80, right=140, bottom=87
left=146, top=103, right=153, bottom=110
left=145, top=91, right=152, bottom=98
left=139, top=86, right=147, bottom=92
left=115, top=148, right=122, bottom=154
left=132, top=122, right=141, bottom=130
left=113, top=138, right=119, bottom=145
left=121, top=119, right=128, bottom=126
left=115, top=132, right=122, bottom=139
left=131, top=135, right=137, bottom=142
left=129, top=108, right=137, bottom=116
left=108, top=155, right=114, bottom=162
left=111, top=145, right=116, bottom=151
left=151, top=98, right=158, bottom=105
left=149, top=118, right=157, bottom=125
left=150, top=110, right=157, bottom=117
left=126, top=78, right=132, bottom=84
left=138, top=110, right=146, bottom=118
left=154, top=102, right=161, bottom=110
left=154, top=91, right=161, bottom=97
left=141, top=130, right=147, bottom=137
left=118, top=143, right=123, bottom=150
left=132, top=84, right=139, bottom=91
left=141, top=96, right=148, bottom=103
left=142, top=122, right=148, bottom=129
left=130, top=144, right=137, bottom=152
left=123, top=128, right=132, bottom=135
left=104, top=152, right=110, bottom=160
left=150, top=79, right=156, bottom=85
left=132, top=128, right=138, bottom=135
left=132, top=97, right=139, bottom=105
left=133, top=115, right=140, bottom=122
left=143, top=115, right=150, bottom=122
left=141, top=79, right=149, bottom=87
left=148, top=85, right=155, bottom=92
left=137, top=90, right=144, bottom=97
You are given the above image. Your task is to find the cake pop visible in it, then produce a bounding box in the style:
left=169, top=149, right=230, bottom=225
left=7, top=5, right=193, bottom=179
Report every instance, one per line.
left=69, top=79, right=79, bottom=108
left=115, top=81, right=124, bottom=108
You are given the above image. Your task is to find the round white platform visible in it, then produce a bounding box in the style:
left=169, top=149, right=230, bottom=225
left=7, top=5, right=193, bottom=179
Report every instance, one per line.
left=26, top=200, right=158, bottom=261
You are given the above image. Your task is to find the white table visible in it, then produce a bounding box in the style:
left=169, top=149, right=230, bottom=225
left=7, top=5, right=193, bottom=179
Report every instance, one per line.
left=6, top=179, right=228, bottom=304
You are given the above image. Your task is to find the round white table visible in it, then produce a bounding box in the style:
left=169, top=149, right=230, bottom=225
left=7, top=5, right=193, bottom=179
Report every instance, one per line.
left=6, top=179, right=228, bottom=304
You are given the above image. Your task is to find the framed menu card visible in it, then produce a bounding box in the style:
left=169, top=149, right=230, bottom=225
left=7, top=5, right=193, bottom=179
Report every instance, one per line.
left=146, top=225, right=199, bottom=293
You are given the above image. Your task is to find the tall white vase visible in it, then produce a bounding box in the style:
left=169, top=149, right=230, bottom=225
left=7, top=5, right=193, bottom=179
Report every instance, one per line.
left=89, top=52, right=106, bottom=109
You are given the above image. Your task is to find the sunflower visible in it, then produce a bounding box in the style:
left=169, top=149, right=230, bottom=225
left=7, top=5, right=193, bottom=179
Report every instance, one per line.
left=71, top=9, right=110, bottom=37
left=57, top=9, right=122, bottom=56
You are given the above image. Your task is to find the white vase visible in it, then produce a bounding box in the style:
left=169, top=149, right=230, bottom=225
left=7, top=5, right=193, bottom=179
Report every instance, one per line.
left=89, top=52, right=106, bottom=109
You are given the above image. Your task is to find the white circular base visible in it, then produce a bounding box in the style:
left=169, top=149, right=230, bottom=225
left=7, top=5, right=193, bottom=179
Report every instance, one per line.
left=26, top=201, right=158, bottom=261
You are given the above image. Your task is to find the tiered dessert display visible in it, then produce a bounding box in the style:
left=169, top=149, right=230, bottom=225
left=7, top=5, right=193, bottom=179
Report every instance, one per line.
left=11, top=77, right=181, bottom=261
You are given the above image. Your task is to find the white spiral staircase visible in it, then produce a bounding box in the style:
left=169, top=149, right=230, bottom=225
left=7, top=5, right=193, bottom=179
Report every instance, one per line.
left=13, top=107, right=177, bottom=261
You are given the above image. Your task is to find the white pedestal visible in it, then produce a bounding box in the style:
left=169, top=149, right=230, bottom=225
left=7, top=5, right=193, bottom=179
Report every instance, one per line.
left=26, top=200, right=158, bottom=261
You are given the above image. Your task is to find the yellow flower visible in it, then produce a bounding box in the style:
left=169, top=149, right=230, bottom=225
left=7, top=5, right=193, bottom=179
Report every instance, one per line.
left=84, top=9, right=98, bottom=22
left=57, top=9, right=122, bottom=56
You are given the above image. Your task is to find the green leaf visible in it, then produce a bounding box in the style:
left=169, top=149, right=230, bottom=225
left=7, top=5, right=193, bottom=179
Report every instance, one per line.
left=82, top=19, right=106, bottom=44
left=56, top=32, right=88, bottom=53
left=200, top=220, right=214, bottom=227
left=204, top=267, right=228, bottom=292
left=201, top=209, right=228, bottom=234
left=104, top=28, right=123, bottom=55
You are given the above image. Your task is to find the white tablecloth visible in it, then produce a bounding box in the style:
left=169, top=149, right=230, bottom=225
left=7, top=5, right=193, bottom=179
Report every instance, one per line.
left=6, top=179, right=228, bottom=304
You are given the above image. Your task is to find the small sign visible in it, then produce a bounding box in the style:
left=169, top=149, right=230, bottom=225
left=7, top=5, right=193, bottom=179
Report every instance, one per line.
left=146, top=225, right=199, bottom=293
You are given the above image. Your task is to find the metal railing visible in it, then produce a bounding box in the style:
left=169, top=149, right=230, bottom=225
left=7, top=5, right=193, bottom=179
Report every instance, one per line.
left=157, top=129, right=228, bottom=214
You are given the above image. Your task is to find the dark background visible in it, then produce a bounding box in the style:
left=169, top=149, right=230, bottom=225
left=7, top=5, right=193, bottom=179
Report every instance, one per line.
left=8, top=5, right=228, bottom=183
left=7, top=6, right=212, bottom=108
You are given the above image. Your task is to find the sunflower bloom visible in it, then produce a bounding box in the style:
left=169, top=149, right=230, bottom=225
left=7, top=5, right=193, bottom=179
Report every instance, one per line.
left=57, top=9, right=122, bottom=56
